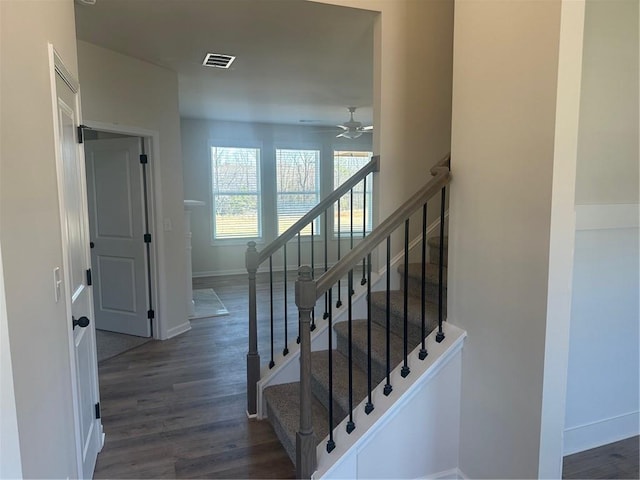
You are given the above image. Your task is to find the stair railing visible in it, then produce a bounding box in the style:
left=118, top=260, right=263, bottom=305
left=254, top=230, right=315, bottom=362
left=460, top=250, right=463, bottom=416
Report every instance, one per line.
left=246, top=155, right=380, bottom=416
left=295, top=154, right=451, bottom=478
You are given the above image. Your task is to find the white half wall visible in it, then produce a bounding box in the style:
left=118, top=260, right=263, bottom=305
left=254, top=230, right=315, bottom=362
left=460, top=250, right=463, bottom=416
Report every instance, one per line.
left=77, top=41, right=189, bottom=339
left=564, top=225, right=639, bottom=455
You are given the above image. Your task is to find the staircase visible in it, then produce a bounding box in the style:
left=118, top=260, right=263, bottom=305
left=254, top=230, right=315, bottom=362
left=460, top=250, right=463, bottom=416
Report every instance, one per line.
left=264, top=236, right=448, bottom=466
left=245, top=154, right=453, bottom=478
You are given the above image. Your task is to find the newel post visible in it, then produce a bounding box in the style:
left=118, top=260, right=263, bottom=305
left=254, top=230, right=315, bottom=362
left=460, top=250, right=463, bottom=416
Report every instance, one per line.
left=295, top=266, right=317, bottom=478
left=246, top=241, right=260, bottom=416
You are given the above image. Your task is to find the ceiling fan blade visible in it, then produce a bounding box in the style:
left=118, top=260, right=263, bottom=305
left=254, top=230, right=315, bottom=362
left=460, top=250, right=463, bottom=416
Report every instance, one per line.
left=362, top=125, right=374, bottom=131
left=337, top=125, right=348, bottom=130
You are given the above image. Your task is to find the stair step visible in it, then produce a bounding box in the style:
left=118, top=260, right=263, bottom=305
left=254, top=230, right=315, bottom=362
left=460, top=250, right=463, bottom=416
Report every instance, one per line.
left=334, top=319, right=406, bottom=386
left=370, top=290, right=440, bottom=345
left=310, top=349, right=369, bottom=422
left=397, top=262, right=447, bottom=300
left=263, top=381, right=330, bottom=465
left=428, top=236, right=448, bottom=267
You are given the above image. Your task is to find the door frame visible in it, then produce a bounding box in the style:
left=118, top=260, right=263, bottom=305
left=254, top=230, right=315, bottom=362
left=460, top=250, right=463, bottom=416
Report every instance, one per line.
left=83, top=120, right=163, bottom=340
left=48, top=44, right=102, bottom=478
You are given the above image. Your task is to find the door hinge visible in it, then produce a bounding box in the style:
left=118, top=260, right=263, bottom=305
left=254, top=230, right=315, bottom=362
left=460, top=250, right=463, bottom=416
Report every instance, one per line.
left=94, top=402, right=101, bottom=419
left=144, top=233, right=152, bottom=243
left=139, top=154, right=148, bottom=164
left=86, top=268, right=92, bottom=286
left=77, top=124, right=91, bottom=144
left=147, top=309, right=155, bottom=320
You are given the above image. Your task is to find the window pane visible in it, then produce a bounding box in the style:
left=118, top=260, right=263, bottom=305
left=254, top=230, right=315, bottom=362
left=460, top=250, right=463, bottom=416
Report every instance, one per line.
left=211, top=146, right=261, bottom=239
left=212, top=147, right=260, bottom=193
left=214, top=194, right=260, bottom=239
left=278, top=193, right=318, bottom=235
left=276, top=149, right=320, bottom=235
left=334, top=151, right=373, bottom=234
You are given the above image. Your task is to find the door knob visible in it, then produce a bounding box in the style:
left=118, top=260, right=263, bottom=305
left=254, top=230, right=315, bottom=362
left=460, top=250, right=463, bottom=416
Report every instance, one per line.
left=72, top=316, right=90, bottom=329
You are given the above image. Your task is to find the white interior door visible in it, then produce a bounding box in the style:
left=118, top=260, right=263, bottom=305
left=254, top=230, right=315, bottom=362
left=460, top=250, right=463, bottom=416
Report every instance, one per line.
left=54, top=67, right=102, bottom=478
left=85, top=137, right=151, bottom=337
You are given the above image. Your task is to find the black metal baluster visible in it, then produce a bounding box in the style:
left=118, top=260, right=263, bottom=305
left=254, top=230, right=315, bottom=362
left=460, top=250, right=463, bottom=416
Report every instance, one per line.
left=419, top=203, right=428, bottom=360
left=323, top=210, right=329, bottom=319
left=384, top=236, right=392, bottom=396
left=436, top=187, right=446, bottom=343
left=346, top=270, right=355, bottom=433
left=361, top=176, right=367, bottom=286
left=336, top=197, right=342, bottom=308
left=311, top=221, right=316, bottom=331
left=269, top=256, right=275, bottom=369
left=327, top=288, right=336, bottom=453
left=283, top=245, right=289, bottom=356
left=365, top=252, right=374, bottom=414
left=401, top=220, right=410, bottom=378
left=350, top=189, right=354, bottom=295
left=297, top=232, right=301, bottom=344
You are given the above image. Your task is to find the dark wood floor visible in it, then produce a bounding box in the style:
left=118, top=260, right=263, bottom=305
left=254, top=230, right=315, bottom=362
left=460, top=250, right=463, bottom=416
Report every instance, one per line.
left=563, top=436, right=639, bottom=479
left=93, top=273, right=297, bottom=479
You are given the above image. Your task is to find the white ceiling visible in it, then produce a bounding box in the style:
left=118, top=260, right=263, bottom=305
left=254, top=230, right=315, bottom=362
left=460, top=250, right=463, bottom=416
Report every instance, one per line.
left=74, top=0, right=376, bottom=126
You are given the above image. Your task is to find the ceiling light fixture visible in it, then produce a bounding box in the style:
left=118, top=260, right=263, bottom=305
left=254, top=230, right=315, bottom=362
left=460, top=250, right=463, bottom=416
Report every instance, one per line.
left=202, top=53, right=236, bottom=69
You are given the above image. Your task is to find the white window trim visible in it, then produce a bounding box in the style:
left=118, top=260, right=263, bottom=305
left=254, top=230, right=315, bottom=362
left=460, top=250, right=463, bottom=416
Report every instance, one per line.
left=209, top=141, right=263, bottom=244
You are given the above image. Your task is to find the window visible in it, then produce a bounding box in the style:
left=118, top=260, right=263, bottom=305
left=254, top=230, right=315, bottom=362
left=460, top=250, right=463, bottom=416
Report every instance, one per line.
left=334, top=151, right=373, bottom=235
left=276, top=148, right=320, bottom=235
left=211, top=146, right=261, bottom=240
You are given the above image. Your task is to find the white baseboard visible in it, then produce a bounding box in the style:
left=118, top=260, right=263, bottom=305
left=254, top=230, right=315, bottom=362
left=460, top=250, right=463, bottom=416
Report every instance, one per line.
left=164, top=320, right=192, bottom=339
left=576, top=204, right=639, bottom=230
left=563, top=411, right=639, bottom=455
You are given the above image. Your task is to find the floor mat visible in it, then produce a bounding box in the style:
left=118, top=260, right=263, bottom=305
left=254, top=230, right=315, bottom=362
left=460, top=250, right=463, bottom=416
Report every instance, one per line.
left=192, top=288, right=229, bottom=319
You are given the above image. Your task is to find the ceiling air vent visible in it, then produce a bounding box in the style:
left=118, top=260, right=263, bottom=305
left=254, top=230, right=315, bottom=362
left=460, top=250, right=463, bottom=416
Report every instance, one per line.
left=202, top=53, right=236, bottom=69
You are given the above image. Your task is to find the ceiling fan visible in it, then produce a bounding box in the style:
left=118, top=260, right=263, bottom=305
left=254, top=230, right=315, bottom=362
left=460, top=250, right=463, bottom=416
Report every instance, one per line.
left=336, top=107, right=373, bottom=139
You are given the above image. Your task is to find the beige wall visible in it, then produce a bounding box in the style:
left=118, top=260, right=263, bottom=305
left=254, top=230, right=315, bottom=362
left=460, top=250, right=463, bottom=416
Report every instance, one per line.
left=575, top=0, right=639, bottom=205
left=449, top=1, right=565, bottom=477
left=0, top=0, right=80, bottom=476
left=77, top=41, right=188, bottom=338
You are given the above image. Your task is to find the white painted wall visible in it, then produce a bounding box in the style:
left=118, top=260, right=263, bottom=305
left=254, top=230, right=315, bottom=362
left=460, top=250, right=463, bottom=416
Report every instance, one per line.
left=449, top=1, right=571, bottom=478
left=77, top=41, right=189, bottom=339
left=0, top=0, right=81, bottom=477
left=181, top=118, right=373, bottom=276
left=564, top=0, right=640, bottom=455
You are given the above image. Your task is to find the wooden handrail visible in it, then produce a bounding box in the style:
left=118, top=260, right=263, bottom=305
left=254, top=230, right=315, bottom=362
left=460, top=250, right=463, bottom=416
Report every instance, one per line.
left=315, top=154, right=450, bottom=297
left=256, top=155, right=380, bottom=265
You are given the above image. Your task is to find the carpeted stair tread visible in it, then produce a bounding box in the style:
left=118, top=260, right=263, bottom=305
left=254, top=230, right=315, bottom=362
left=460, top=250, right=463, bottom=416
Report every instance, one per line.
left=263, top=381, right=329, bottom=465
left=397, top=262, right=448, bottom=286
left=397, top=262, right=447, bottom=300
left=310, top=349, right=368, bottom=421
left=370, top=290, right=439, bottom=344
left=428, top=236, right=448, bottom=267
left=334, top=319, right=406, bottom=386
